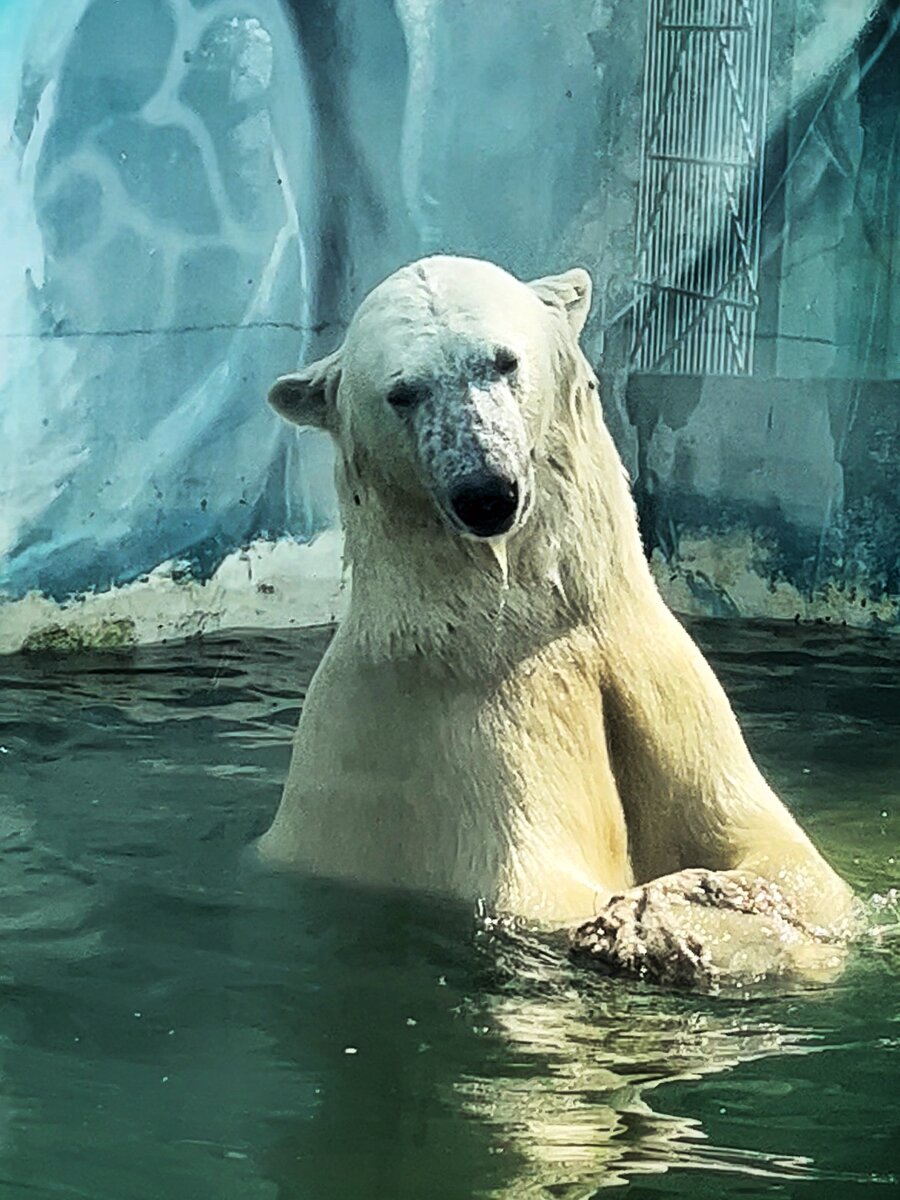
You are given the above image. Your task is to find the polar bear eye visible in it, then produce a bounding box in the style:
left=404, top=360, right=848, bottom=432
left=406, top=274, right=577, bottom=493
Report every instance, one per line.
left=386, top=381, right=428, bottom=410
left=493, top=348, right=519, bottom=375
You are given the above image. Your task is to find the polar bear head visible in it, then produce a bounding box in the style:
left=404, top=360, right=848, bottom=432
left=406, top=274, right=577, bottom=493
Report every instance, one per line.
left=269, top=256, right=592, bottom=545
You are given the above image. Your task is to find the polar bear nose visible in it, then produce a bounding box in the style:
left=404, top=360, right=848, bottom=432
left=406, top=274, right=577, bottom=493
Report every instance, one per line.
left=449, top=473, right=519, bottom=538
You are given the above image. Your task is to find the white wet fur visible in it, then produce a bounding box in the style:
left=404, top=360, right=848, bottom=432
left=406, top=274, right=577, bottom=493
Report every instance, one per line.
left=264, top=256, right=856, bottom=979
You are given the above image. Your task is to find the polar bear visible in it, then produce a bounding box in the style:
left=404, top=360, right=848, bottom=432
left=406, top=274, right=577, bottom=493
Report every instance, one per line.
left=263, top=256, right=857, bottom=986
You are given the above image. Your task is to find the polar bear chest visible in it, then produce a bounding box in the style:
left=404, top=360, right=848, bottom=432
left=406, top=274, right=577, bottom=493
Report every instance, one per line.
left=261, top=633, right=632, bottom=924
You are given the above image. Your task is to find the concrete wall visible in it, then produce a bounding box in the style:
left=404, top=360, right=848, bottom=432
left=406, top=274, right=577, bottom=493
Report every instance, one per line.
left=623, top=375, right=900, bottom=628
left=619, top=2, right=900, bottom=632
left=0, top=0, right=897, bottom=650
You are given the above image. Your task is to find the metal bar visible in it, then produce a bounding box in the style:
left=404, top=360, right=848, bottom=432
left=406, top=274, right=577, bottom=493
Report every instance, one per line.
left=735, top=0, right=755, bottom=31
left=747, top=0, right=772, bottom=372
left=656, top=0, right=681, bottom=369
left=716, top=27, right=757, bottom=161
left=631, top=0, right=654, bottom=366
left=709, top=0, right=725, bottom=373
left=696, top=0, right=712, bottom=371
left=724, top=303, right=747, bottom=373
left=648, top=151, right=754, bottom=168
left=635, top=281, right=757, bottom=313
left=720, top=12, right=735, bottom=372
left=671, top=0, right=689, bottom=371
left=652, top=0, right=668, bottom=370
left=647, top=0, right=666, bottom=369
left=659, top=23, right=749, bottom=32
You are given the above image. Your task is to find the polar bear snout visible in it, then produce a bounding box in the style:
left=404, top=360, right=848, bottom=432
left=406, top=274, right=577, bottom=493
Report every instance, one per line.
left=413, top=375, right=534, bottom=542
left=449, top=472, right=519, bottom=539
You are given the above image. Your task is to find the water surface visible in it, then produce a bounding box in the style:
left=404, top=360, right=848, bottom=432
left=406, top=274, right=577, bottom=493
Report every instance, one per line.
left=0, top=620, right=897, bottom=1198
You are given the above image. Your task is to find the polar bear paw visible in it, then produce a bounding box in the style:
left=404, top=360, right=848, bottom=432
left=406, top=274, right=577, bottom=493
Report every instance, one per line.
left=569, top=869, right=839, bottom=991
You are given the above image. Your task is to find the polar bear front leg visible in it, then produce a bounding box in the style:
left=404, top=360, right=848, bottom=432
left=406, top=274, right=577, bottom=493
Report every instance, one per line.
left=591, top=605, right=860, bottom=987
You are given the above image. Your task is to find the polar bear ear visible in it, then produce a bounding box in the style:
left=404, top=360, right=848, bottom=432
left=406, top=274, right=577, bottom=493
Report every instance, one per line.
left=528, top=268, right=593, bottom=336
left=268, top=347, right=342, bottom=432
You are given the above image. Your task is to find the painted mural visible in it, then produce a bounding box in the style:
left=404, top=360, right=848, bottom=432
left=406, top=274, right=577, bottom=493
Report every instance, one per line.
left=0, top=0, right=897, bottom=649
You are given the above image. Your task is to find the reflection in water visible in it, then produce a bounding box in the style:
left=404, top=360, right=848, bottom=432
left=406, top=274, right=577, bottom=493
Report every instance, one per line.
left=0, top=624, right=896, bottom=1198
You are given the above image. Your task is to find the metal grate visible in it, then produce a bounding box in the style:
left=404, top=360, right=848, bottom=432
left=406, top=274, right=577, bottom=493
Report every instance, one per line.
left=631, top=0, right=773, bottom=375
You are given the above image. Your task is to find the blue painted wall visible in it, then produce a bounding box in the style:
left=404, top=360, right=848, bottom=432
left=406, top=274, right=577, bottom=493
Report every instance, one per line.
left=0, top=0, right=897, bottom=628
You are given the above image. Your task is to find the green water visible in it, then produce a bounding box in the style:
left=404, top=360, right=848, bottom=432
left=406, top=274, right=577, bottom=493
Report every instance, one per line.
left=0, top=621, right=896, bottom=1199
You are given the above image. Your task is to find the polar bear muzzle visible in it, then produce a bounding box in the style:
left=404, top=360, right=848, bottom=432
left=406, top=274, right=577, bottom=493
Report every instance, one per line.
left=412, top=376, right=533, bottom=542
